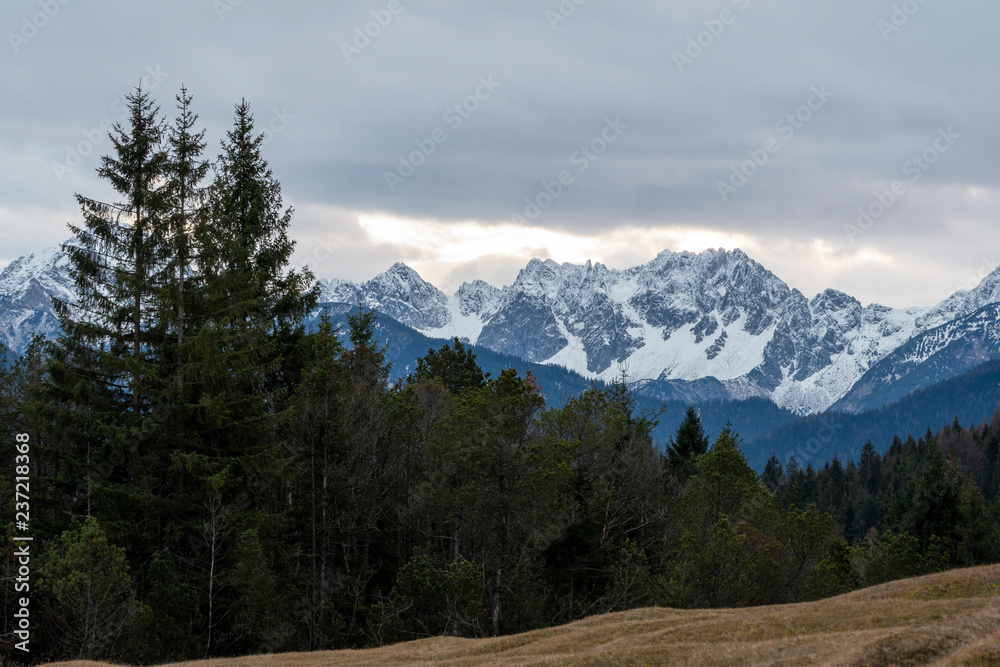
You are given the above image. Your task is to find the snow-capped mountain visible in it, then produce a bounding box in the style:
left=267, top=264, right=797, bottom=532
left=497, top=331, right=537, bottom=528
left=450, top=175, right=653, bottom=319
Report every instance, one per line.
left=320, top=263, right=452, bottom=331
left=4, top=241, right=1000, bottom=415
left=317, top=249, right=1000, bottom=414
left=831, top=302, right=1000, bottom=414
left=0, top=243, right=75, bottom=355
left=828, top=267, right=1000, bottom=413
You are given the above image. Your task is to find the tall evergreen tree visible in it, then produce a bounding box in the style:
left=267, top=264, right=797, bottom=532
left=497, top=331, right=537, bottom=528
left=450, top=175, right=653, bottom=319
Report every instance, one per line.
left=42, top=86, right=171, bottom=532
left=763, top=453, right=785, bottom=493
left=175, top=99, right=317, bottom=653
left=163, top=85, right=210, bottom=387
left=666, top=406, right=709, bottom=480
left=859, top=440, right=881, bottom=494
left=181, top=98, right=317, bottom=471
left=59, top=85, right=170, bottom=413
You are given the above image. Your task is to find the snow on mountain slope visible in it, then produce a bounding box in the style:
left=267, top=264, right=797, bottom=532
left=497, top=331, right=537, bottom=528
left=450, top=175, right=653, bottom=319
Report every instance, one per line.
left=317, top=262, right=451, bottom=331
left=768, top=299, right=929, bottom=414
left=831, top=301, right=1000, bottom=413
left=0, top=243, right=75, bottom=301
left=0, top=243, right=75, bottom=354
left=314, top=249, right=1000, bottom=414
left=5, top=241, right=1000, bottom=415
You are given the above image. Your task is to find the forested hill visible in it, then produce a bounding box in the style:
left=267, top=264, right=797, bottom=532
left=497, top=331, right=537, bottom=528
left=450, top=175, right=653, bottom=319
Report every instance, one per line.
left=318, top=305, right=1000, bottom=470
left=744, top=359, right=1000, bottom=470
left=318, top=306, right=802, bottom=446
left=316, top=304, right=598, bottom=404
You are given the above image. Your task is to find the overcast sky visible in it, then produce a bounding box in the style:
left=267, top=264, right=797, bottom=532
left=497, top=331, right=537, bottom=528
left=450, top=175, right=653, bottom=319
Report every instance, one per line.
left=2, top=0, right=998, bottom=307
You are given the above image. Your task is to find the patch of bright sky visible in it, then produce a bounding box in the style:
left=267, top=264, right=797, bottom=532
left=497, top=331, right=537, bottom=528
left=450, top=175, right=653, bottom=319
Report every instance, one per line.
left=348, top=213, right=908, bottom=304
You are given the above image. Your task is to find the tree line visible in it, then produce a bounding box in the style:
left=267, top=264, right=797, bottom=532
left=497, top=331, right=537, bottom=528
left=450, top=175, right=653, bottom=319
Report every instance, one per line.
left=1, top=87, right=999, bottom=664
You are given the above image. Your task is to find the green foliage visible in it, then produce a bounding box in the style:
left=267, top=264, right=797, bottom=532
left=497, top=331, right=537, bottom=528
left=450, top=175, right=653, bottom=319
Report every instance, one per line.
left=36, top=518, right=143, bottom=662
left=685, top=426, right=767, bottom=523
left=228, top=528, right=286, bottom=650
left=762, top=453, right=785, bottom=492
left=18, top=84, right=1000, bottom=665
left=412, top=337, right=488, bottom=395
left=666, top=406, right=709, bottom=480
left=594, top=539, right=659, bottom=613
left=141, top=547, right=201, bottom=660
left=855, top=531, right=949, bottom=587
left=905, top=443, right=964, bottom=544
left=374, top=550, right=486, bottom=642
left=807, top=540, right=860, bottom=599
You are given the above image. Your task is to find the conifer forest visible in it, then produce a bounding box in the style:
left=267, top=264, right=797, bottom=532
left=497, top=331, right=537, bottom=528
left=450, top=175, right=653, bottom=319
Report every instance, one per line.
left=2, top=88, right=1000, bottom=664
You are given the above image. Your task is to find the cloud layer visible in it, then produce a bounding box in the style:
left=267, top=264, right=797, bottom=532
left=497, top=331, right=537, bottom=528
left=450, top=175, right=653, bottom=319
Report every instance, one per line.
left=1, top=0, right=998, bottom=307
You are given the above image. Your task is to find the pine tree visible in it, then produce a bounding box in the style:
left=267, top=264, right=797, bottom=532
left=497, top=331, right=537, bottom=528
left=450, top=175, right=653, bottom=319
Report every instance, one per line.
left=35, top=517, right=140, bottom=661
left=197, top=98, right=316, bottom=337
left=666, top=406, right=709, bottom=480
left=859, top=440, right=881, bottom=494
left=905, top=442, right=963, bottom=547
left=62, top=85, right=170, bottom=413
left=763, top=453, right=785, bottom=492
left=182, top=98, right=317, bottom=470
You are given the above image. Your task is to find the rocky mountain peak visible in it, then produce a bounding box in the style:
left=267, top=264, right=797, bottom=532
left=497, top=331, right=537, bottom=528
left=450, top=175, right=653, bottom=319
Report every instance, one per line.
left=6, top=242, right=1000, bottom=415
left=456, top=280, right=501, bottom=317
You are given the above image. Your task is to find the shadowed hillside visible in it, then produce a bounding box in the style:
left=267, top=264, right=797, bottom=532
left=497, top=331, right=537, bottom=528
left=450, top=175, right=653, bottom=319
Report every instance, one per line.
left=43, top=564, right=1000, bottom=666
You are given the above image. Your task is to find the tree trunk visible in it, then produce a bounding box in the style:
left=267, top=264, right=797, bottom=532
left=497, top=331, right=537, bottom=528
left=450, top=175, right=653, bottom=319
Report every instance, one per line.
left=133, top=203, right=143, bottom=412
left=492, top=562, right=502, bottom=637
left=177, top=191, right=186, bottom=391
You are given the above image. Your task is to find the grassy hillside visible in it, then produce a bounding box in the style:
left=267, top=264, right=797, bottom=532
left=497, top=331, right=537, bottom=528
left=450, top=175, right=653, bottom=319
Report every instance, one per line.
left=45, top=564, right=1000, bottom=666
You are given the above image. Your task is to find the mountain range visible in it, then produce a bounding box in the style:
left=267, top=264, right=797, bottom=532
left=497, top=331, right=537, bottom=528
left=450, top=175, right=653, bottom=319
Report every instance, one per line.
left=3, top=242, right=1000, bottom=422
left=315, top=248, right=1000, bottom=415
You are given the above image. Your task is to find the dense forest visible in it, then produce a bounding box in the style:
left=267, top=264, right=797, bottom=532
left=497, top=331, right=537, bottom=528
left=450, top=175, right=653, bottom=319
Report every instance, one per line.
left=2, top=88, right=1000, bottom=664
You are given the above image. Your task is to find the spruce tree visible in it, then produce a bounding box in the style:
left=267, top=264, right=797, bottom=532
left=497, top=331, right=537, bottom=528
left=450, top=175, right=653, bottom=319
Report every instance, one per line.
left=859, top=440, right=881, bottom=494
left=175, top=100, right=317, bottom=652
left=64, top=85, right=170, bottom=412
left=183, top=98, right=317, bottom=470
left=44, top=86, right=170, bottom=527
left=763, top=453, right=785, bottom=492
left=163, top=85, right=210, bottom=387
left=411, top=337, right=488, bottom=395
left=666, top=406, right=709, bottom=480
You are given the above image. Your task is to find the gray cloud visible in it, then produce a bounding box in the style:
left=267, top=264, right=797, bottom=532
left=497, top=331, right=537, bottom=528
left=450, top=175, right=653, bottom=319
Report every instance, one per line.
left=1, top=0, right=998, bottom=307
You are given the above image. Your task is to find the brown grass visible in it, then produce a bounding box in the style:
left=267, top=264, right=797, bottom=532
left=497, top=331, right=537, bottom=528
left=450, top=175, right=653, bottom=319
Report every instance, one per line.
left=43, top=564, right=1000, bottom=666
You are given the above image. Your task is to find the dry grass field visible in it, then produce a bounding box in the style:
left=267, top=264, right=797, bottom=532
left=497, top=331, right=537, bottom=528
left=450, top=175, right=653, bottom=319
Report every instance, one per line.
left=45, top=564, right=1000, bottom=666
